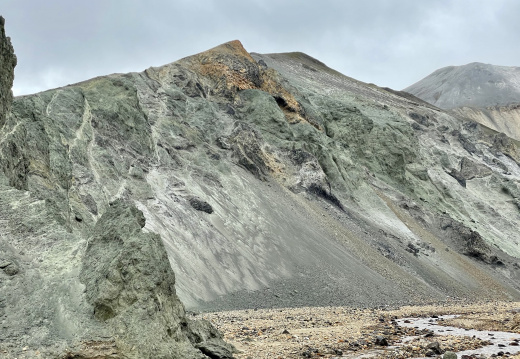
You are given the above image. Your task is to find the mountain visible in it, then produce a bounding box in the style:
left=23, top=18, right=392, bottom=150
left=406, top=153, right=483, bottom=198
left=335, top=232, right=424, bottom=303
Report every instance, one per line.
left=2, top=19, right=520, bottom=358
left=404, top=62, right=520, bottom=109
left=450, top=104, right=520, bottom=142
left=404, top=62, right=520, bottom=141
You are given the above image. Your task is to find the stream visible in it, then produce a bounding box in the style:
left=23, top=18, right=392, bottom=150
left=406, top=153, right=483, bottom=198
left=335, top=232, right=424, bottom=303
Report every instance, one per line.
left=396, top=315, right=520, bottom=358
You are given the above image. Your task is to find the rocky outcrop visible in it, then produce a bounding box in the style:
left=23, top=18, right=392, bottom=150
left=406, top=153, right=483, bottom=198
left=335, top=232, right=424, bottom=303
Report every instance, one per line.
left=492, top=132, right=520, bottom=164
left=452, top=105, right=520, bottom=142
left=447, top=157, right=492, bottom=187
left=79, top=200, right=234, bottom=358
left=439, top=217, right=497, bottom=264
left=404, top=62, right=520, bottom=143
left=0, top=16, right=16, bottom=129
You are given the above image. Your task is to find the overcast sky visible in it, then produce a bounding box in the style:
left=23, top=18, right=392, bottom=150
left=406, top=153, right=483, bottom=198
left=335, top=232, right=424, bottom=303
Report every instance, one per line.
left=2, top=0, right=520, bottom=96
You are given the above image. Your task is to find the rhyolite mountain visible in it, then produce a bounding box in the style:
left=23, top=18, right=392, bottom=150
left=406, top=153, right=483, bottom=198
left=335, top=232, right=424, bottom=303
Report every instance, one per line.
left=405, top=62, right=520, bottom=141
left=1, top=17, right=520, bottom=359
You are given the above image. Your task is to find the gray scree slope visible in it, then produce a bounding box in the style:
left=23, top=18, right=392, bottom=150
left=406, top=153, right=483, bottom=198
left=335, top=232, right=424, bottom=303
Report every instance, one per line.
left=1, top=20, right=520, bottom=358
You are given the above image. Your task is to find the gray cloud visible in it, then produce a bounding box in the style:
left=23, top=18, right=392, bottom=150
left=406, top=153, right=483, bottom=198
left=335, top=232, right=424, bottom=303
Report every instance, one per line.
left=2, top=0, right=520, bottom=95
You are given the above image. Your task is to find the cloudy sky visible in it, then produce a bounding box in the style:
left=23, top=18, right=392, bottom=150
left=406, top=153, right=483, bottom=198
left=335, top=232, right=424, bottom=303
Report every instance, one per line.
left=2, top=0, right=520, bottom=96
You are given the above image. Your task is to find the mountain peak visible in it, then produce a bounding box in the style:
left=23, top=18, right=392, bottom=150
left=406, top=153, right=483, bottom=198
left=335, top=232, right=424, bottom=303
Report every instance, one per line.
left=182, top=39, right=254, bottom=64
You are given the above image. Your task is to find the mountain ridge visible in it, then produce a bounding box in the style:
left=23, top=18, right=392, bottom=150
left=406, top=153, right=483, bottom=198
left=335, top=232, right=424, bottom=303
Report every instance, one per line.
left=0, top=19, right=235, bottom=359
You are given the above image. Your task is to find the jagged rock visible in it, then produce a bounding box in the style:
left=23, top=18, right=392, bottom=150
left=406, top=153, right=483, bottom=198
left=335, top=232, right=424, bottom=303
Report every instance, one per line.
left=457, top=132, right=479, bottom=154
left=447, top=157, right=492, bottom=187
left=406, top=242, right=420, bottom=256
left=493, top=133, right=520, bottom=164
left=0, top=16, right=16, bottom=129
left=374, top=335, right=389, bottom=346
left=80, top=200, right=233, bottom=358
left=189, top=197, right=214, bottom=214
left=1, top=16, right=520, bottom=355
left=227, top=121, right=277, bottom=181
left=187, top=320, right=235, bottom=359
left=409, top=112, right=433, bottom=127
left=440, top=217, right=499, bottom=264
left=459, top=157, right=492, bottom=179
left=2, top=262, right=18, bottom=276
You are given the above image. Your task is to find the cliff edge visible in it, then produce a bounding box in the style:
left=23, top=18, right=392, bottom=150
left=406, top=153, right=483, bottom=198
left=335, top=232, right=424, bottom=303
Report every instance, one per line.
left=0, top=16, right=16, bottom=128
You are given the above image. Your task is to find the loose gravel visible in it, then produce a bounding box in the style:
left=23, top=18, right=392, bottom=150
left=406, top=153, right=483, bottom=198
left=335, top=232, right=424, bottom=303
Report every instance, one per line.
left=199, top=301, right=520, bottom=358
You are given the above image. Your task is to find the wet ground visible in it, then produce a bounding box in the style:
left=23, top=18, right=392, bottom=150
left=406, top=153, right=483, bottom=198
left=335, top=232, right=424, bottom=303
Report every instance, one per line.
left=397, top=315, right=520, bottom=358
left=201, top=301, right=520, bottom=358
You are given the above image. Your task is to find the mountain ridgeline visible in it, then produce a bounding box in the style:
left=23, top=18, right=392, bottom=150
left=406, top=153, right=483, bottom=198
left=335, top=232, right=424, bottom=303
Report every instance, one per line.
left=1, top=17, right=520, bottom=358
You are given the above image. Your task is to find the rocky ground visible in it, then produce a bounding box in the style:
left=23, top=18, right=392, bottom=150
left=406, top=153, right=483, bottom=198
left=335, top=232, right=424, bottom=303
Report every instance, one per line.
left=200, top=301, right=520, bottom=359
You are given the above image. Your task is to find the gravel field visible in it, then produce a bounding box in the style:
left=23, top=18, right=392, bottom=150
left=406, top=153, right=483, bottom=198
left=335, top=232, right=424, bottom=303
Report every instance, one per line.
left=200, top=301, right=520, bottom=359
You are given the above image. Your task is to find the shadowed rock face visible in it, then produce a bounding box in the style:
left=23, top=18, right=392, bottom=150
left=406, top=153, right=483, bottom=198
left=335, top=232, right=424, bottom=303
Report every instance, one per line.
left=2, top=32, right=520, bottom=357
left=78, top=200, right=234, bottom=358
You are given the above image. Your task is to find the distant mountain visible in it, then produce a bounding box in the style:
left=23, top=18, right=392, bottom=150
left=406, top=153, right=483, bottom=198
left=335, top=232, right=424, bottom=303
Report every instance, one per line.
left=405, top=63, right=520, bottom=141
left=404, top=62, right=520, bottom=109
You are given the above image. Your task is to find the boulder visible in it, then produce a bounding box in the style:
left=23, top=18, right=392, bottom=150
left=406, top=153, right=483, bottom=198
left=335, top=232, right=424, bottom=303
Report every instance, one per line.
left=444, top=351, right=458, bottom=359
left=80, top=200, right=234, bottom=358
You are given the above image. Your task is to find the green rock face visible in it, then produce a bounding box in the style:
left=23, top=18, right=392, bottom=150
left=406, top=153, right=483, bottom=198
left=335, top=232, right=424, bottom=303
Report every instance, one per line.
left=0, top=16, right=16, bottom=129
left=78, top=200, right=234, bottom=358
left=1, top=35, right=520, bottom=356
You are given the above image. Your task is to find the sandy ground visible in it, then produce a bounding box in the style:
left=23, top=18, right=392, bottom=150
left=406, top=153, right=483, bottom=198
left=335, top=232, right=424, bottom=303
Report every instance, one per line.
left=200, top=301, right=520, bottom=359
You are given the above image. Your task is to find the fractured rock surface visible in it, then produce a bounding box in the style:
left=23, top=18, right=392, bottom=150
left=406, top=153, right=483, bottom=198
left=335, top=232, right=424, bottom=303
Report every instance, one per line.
left=0, top=16, right=15, bottom=129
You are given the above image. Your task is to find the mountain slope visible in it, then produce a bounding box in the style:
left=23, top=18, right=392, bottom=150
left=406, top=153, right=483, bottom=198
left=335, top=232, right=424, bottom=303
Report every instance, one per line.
left=450, top=104, right=520, bottom=142
left=1, top=35, right=520, bottom=356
